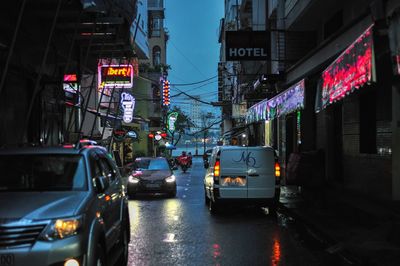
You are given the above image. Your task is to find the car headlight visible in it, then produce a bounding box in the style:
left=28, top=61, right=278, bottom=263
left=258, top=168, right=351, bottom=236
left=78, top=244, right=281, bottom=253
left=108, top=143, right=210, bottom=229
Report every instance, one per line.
left=39, top=216, right=83, bottom=241
left=128, top=175, right=140, bottom=184
left=165, top=175, right=176, bottom=183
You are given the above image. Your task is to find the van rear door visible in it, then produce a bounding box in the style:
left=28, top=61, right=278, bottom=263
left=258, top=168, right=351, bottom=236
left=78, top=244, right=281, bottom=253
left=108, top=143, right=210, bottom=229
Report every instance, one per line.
left=219, top=147, right=248, bottom=198
left=246, top=147, right=275, bottom=199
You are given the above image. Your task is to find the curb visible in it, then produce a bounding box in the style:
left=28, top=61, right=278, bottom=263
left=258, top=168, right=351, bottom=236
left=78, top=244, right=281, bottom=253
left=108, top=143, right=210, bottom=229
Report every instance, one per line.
left=278, top=203, right=364, bottom=265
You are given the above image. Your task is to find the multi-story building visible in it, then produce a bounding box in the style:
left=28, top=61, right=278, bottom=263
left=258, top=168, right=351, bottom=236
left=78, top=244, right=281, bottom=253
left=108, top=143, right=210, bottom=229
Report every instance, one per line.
left=218, top=0, right=268, bottom=145
left=219, top=0, right=400, bottom=201
left=189, top=96, right=202, bottom=132
left=0, top=0, right=138, bottom=149
left=133, top=0, right=169, bottom=156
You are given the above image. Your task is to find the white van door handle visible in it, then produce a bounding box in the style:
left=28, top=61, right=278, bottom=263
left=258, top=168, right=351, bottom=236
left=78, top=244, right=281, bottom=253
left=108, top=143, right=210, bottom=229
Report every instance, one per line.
left=247, top=169, right=259, bottom=176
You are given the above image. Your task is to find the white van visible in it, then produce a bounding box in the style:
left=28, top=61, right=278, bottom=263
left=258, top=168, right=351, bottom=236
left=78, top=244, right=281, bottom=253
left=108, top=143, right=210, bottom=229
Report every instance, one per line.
left=204, top=145, right=281, bottom=214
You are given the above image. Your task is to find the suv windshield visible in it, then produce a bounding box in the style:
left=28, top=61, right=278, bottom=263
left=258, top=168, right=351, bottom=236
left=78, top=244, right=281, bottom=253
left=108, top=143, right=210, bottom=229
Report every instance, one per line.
left=135, top=158, right=170, bottom=171
left=0, top=154, right=87, bottom=192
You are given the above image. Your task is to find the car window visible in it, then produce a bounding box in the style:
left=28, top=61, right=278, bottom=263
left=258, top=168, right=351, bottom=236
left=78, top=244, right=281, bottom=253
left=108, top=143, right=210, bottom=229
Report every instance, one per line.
left=135, top=158, right=170, bottom=170
left=90, top=155, right=103, bottom=179
left=0, top=154, right=87, bottom=191
left=99, top=158, right=116, bottom=182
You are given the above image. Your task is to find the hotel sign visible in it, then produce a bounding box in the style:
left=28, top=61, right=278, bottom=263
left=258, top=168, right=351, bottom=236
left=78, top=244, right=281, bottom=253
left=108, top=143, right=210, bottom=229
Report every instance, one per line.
left=225, top=31, right=269, bottom=61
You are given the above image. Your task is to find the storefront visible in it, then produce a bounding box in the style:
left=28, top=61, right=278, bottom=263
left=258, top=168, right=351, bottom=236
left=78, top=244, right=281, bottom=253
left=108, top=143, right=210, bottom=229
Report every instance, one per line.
left=313, top=24, right=394, bottom=199
left=246, top=79, right=306, bottom=166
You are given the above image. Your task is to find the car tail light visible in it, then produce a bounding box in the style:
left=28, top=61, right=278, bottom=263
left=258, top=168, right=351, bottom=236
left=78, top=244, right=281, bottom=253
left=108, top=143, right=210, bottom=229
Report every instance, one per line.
left=213, top=160, right=220, bottom=183
left=275, top=162, right=281, bottom=179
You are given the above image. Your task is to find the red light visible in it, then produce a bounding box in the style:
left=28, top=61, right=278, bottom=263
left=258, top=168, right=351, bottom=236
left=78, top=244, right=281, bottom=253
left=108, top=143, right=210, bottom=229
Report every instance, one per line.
left=275, top=162, right=281, bottom=178
left=148, top=133, right=154, bottom=138
left=63, top=74, right=77, bottom=82
left=63, top=144, right=74, bottom=148
left=160, top=133, right=167, bottom=138
left=214, top=160, right=220, bottom=177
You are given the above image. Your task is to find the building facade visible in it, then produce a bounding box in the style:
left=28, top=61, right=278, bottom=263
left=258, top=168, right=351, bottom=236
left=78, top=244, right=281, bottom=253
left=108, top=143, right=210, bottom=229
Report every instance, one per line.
left=0, top=0, right=138, bottom=150
left=219, top=0, right=400, bottom=201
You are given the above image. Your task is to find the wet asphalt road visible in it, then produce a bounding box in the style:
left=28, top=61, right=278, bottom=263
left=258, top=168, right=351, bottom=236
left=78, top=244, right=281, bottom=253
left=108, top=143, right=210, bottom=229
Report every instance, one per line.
left=127, top=158, right=321, bottom=266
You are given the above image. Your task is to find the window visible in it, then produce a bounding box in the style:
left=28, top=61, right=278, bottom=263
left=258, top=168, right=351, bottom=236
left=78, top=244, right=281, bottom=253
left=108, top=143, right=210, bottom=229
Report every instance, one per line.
left=90, top=156, right=103, bottom=178
left=151, top=18, right=162, bottom=37
left=100, top=158, right=116, bottom=182
left=135, top=158, right=170, bottom=170
left=0, top=155, right=87, bottom=191
left=153, top=46, right=161, bottom=66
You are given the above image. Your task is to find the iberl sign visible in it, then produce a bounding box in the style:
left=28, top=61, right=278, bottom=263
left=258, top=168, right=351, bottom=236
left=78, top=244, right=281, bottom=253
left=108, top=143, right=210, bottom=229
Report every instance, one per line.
left=225, top=31, right=269, bottom=61
left=98, top=64, right=134, bottom=89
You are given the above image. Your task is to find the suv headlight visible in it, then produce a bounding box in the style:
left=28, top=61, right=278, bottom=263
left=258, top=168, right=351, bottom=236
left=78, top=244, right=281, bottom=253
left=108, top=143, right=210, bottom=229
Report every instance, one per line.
left=39, top=216, right=83, bottom=241
left=165, top=175, right=176, bottom=183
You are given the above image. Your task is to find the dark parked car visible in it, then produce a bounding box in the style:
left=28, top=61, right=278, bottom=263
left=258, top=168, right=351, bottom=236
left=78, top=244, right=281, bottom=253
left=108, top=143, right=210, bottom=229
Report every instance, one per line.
left=0, top=144, right=130, bottom=266
left=127, top=157, right=176, bottom=198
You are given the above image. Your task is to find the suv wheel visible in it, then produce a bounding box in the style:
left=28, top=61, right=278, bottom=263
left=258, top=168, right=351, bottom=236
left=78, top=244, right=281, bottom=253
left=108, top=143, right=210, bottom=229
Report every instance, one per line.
left=94, top=243, right=106, bottom=266
left=116, top=221, right=129, bottom=266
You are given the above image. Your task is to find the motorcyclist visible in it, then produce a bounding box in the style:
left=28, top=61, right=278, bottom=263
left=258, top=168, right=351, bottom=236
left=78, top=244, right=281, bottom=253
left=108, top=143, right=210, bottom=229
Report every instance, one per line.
left=177, top=151, right=190, bottom=172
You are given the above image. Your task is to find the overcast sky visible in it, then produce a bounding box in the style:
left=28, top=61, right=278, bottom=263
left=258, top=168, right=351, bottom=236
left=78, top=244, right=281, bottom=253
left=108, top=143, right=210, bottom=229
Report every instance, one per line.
left=165, top=0, right=224, bottom=116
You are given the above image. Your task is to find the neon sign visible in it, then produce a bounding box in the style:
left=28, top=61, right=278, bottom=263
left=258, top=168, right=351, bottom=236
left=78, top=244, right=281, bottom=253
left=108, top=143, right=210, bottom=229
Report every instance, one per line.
left=98, top=64, right=134, bottom=89
left=320, top=25, right=375, bottom=109
left=246, top=79, right=305, bottom=123
left=163, top=80, right=170, bottom=106
left=167, top=112, right=178, bottom=132
left=120, top=92, right=135, bottom=123
left=63, top=74, right=78, bottom=94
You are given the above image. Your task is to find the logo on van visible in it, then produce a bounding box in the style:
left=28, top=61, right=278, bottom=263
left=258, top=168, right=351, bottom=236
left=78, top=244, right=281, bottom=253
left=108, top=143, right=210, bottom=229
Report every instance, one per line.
left=233, top=152, right=260, bottom=168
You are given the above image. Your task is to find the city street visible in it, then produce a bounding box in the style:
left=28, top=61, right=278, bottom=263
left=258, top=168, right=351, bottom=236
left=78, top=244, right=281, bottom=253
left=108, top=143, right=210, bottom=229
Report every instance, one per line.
left=127, top=158, right=321, bottom=266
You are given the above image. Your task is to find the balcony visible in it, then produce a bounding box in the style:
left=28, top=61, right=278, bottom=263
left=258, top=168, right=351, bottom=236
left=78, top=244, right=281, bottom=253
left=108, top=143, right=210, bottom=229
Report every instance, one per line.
left=268, top=0, right=278, bottom=18
left=148, top=0, right=164, bottom=18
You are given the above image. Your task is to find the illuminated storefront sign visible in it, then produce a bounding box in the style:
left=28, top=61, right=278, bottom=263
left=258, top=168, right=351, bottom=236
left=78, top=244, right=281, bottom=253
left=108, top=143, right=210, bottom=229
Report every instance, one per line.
left=320, top=25, right=375, bottom=110
left=63, top=74, right=78, bottom=94
left=126, top=130, right=138, bottom=140
left=246, top=79, right=305, bottom=123
left=162, top=80, right=170, bottom=106
left=98, top=64, right=134, bottom=89
left=120, top=92, right=135, bottom=123
left=167, top=112, right=178, bottom=132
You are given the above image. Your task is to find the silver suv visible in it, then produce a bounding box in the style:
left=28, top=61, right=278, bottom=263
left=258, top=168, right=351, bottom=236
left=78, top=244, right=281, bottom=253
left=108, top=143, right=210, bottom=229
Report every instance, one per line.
left=0, top=145, right=130, bottom=266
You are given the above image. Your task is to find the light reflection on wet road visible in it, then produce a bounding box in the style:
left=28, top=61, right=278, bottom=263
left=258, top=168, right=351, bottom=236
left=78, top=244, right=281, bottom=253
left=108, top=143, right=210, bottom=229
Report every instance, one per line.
left=127, top=158, right=320, bottom=266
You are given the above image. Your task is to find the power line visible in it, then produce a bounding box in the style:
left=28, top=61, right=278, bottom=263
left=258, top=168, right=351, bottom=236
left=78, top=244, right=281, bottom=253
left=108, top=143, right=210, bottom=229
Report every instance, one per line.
left=170, top=40, right=207, bottom=78
left=170, top=75, right=217, bottom=86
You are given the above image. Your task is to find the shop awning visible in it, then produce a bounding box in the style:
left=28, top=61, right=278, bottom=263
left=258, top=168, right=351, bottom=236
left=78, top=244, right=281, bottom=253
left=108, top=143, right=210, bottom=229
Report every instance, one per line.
left=246, top=79, right=305, bottom=123
left=315, top=24, right=375, bottom=112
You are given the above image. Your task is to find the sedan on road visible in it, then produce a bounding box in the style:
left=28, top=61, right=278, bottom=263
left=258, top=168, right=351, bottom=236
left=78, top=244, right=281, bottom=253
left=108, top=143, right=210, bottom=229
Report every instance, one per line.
left=127, top=157, right=177, bottom=198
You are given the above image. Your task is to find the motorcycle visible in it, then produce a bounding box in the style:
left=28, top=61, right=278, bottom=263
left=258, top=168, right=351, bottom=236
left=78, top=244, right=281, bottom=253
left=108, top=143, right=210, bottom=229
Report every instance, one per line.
left=177, top=155, right=191, bottom=173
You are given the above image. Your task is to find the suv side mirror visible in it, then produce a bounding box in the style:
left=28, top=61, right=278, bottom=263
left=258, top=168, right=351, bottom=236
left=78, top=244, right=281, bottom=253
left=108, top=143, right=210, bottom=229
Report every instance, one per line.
left=95, top=176, right=109, bottom=193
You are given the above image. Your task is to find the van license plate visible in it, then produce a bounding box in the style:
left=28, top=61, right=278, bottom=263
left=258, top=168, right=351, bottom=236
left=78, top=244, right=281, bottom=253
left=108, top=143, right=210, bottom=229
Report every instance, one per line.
left=0, top=254, right=14, bottom=266
left=221, top=176, right=246, bottom=186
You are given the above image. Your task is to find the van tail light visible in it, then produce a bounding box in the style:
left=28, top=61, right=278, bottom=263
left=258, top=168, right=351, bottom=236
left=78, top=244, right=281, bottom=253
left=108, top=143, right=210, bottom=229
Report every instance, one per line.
left=213, top=160, right=220, bottom=184
left=275, top=162, right=281, bottom=179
